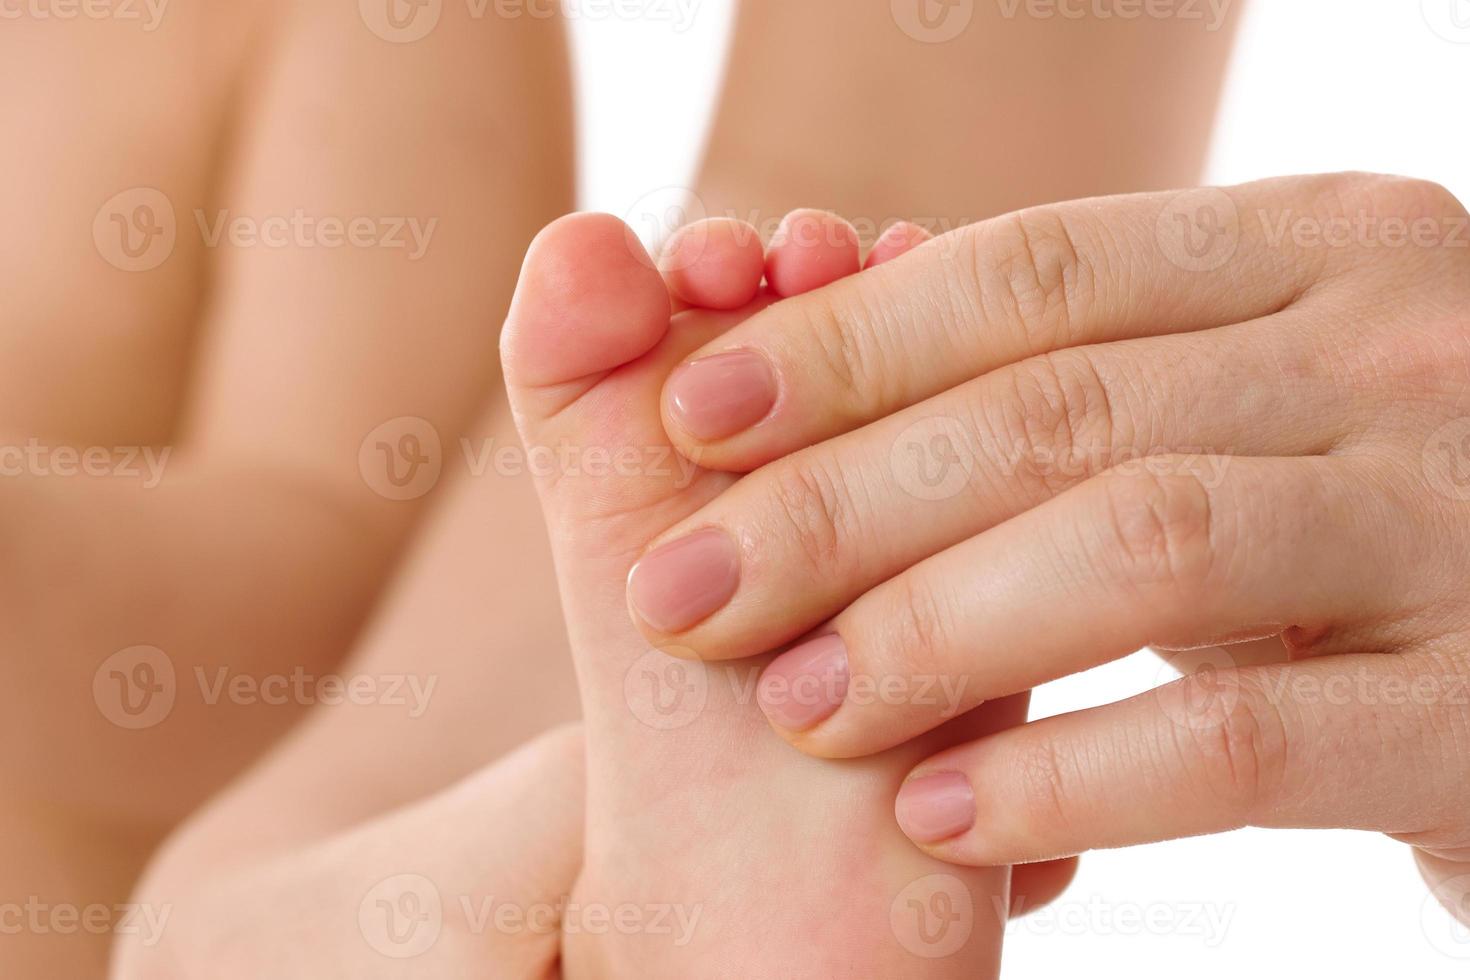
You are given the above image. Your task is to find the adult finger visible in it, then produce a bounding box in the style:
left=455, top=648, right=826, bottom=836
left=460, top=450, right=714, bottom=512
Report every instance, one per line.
left=895, top=653, right=1467, bottom=866
left=759, top=456, right=1410, bottom=757
left=659, top=174, right=1365, bottom=468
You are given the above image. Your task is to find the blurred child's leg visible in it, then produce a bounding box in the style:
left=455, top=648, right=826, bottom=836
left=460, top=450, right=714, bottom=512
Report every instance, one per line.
left=697, top=0, right=1242, bottom=243
left=0, top=5, right=573, bottom=974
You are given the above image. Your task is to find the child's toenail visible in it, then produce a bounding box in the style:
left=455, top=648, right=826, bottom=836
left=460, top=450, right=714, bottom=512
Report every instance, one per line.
left=627, top=528, right=741, bottom=634
left=666, top=350, right=777, bottom=442
left=895, top=771, right=977, bottom=845
left=757, top=634, right=850, bottom=732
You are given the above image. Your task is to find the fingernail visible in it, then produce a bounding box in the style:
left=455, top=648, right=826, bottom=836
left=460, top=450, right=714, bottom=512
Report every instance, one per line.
left=896, top=772, right=976, bottom=844
left=627, top=528, right=740, bottom=634
left=666, top=351, right=778, bottom=442
left=757, top=634, right=850, bottom=732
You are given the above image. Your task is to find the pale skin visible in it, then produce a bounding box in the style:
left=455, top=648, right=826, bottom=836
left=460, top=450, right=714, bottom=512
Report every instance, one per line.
left=115, top=216, right=1052, bottom=978
left=631, top=172, right=1470, bottom=928
left=8, top=2, right=1248, bottom=976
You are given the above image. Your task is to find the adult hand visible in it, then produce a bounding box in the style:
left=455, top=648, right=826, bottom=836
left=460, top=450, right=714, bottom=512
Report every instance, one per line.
left=621, top=173, right=1470, bottom=922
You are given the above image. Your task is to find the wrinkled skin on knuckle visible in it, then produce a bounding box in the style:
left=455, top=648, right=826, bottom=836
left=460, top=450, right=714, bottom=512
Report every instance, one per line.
left=1171, top=671, right=1290, bottom=824
left=799, top=288, right=898, bottom=420
left=764, top=454, right=863, bottom=579
left=971, top=209, right=1094, bottom=358
left=1008, top=733, right=1087, bottom=854
left=1097, top=471, right=1219, bottom=599
left=877, top=572, right=959, bottom=684
left=979, top=352, right=1117, bottom=503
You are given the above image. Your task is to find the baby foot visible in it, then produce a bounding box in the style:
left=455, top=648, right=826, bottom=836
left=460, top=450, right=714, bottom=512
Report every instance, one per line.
left=502, top=211, right=1017, bottom=977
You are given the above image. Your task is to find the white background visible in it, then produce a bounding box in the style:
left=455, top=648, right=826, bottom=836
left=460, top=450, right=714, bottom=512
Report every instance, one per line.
left=568, top=1, right=1470, bottom=975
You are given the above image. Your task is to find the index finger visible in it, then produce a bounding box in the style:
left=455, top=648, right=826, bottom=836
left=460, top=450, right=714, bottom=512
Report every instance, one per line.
left=659, top=175, right=1354, bottom=472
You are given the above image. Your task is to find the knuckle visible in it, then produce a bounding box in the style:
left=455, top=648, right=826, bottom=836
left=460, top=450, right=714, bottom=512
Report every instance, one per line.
left=800, top=290, right=892, bottom=412
left=1311, top=171, right=1424, bottom=211
left=974, top=209, right=1095, bottom=356
left=1010, top=735, right=1082, bottom=842
left=883, top=574, right=958, bottom=678
left=1352, top=173, right=1465, bottom=217
left=1098, top=470, right=1218, bottom=595
left=1176, top=675, right=1289, bottom=821
left=766, top=456, right=861, bottom=576
left=985, top=351, right=1118, bottom=498
left=1306, top=172, right=1470, bottom=244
